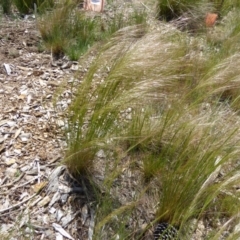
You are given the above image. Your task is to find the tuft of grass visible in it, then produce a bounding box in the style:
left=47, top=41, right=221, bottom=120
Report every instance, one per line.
left=153, top=107, right=240, bottom=236
left=64, top=25, right=148, bottom=173
left=64, top=11, right=99, bottom=60
left=38, top=1, right=79, bottom=58
left=64, top=2, right=240, bottom=239
left=38, top=0, right=147, bottom=60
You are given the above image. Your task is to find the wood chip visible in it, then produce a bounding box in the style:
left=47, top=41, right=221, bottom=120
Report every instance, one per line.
left=52, top=223, right=74, bottom=240
left=3, top=63, right=11, bottom=75
left=14, top=127, right=22, bottom=139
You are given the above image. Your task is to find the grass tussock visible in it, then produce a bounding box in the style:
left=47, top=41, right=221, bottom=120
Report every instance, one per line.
left=37, top=0, right=147, bottom=60
left=64, top=1, right=240, bottom=239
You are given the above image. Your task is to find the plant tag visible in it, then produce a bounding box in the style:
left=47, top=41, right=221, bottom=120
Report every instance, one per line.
left=91, top=0, right=101, bottom=5
left=84, top=0, right=104, bottom=12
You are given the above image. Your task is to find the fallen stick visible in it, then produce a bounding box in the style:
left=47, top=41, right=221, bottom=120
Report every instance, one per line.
left=0, top=193, right=37, bottom=214
left=0, top=173, right=25, bottom=189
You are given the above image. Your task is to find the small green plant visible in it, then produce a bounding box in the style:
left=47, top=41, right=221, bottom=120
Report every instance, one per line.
left=38, top=1, right=99, bottom=59
left=14, top=169, right=21, bottom=178
left=153, top=109, right=240, bottom=236
left=38, top=1, right=75, bottom=58
left=64, top=12, right=99, bottom=60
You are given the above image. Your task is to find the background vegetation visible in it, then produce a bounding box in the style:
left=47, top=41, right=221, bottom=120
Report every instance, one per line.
left=0, top=0, right=54, bottom=14
left=37, top=0, right=147, bottom=60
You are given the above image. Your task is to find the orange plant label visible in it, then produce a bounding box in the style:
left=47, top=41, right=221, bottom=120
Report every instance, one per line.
left=205, top=13, right=218, bottom=27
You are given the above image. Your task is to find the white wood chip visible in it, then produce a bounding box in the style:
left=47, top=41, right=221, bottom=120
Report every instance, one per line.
left=81, top=205, right=88, bottom=225
left=7, top=121, right=16, bottom=127
left=19, top=192, right=29, bottom=200
left=56, top=232, right=64, bottom=240
left=58, top=185, right=72, bottom=194
left=13, top=149, right=21, bottom=155
left=56, top=209, right=64, bottom=222
left=37, top=196, right=50, bottom=207
left=0, top=119, right=8, bottom=126
left=27, top=94, right=32, bottom=104
left=3, top=63, right=11, bottom=75
left=88, top=209, right=95, bottom=240
left=61, top=211, right=75, bottom=227
left=52, top=223, right=74, bottom=240
left=49, top=191, right=61, bottom=207
left=19, top=133, right=32, bottom=142
left=14, top=127, right=22, bottom=139
left=49, top=207, right=56, bottom=214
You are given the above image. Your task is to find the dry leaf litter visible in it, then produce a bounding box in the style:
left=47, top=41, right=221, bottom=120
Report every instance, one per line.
left=0, top=15, right=96, bottom=239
